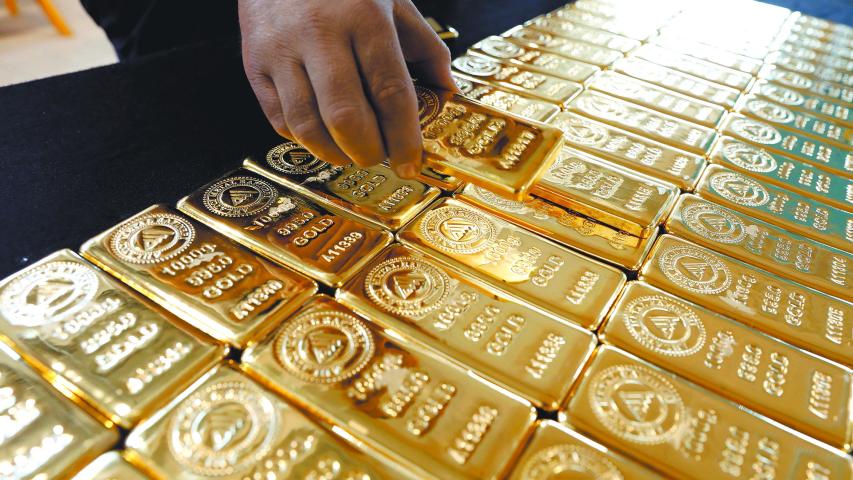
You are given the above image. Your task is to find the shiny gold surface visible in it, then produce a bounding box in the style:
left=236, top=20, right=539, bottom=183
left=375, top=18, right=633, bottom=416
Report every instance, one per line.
left=640, top=235, right=852, bottom=366
left=602, top=281, right=853, bottom=449
left=631, top=44, right=755, bottom=91
left=567, top=89, right=718, bottom=155
left=502, top=25, right=623, bottom=68
left=177, top=169, right=393, bottom=287
left=767, top=52, right=853, bottom=87
left=415, top=84, right=565, bottom=200
left=750, top=79, right=852, bottom=128
left=457, top=184, right=657, bottom=271
left=759, top=64, right=853, bottom=104
left=549, top=111, right=707, bottom=190
left=548, top=9, right=656, bottom=40
left=525, top=16, right=641, bottom=53
left=587, top=70, right=728, bottom=129
left=243, top=142, right=441, bottom=230
left=337, top=244, right=596, bottom=410
left=695, top=164, right=853, bottom=252
left=506, top=420, right=662, bottom=479
left=738, top=95, right=853, bottom=148
left=0, top=250, right=224, bottom=428
left=0, top=344, right=117, bottom=479
left=125, top=364, right=414, bottom=480
left=397, top=198, right=627, bottom=329
left=82, top=205, right=317, bottom=348
left=241, top=295, right=537, bottom=480
left=453, top=73, right=561, bottom=123
left=71, top=451, right=151, bottom=480
left=651, top=37, right=764, bottom=75
left=667, top=195, right=852, bottom=300
left=563, top=346, right=853, bottom=480
left=531, top=146, right=678, bottom=237
left=468, top=37, right=600, bottom=84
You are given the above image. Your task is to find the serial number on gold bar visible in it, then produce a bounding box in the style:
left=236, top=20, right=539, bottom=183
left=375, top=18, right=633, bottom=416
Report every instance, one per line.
left=70, top=452, right=149, bottom=480
left=525, top=16, right=640, bottom=53
left=453, top=73, right=561, bottom=123
left=396, top=198, right=627, bottom=329
left=612, top=57, right=742, bottom=108
left=631, top=44, right=754, bottom=91
left=241, top=295, right=537, bottom=480
left=750, top=79, right=852, bottom=127
left=501, top=26, right=623, bottom=68
left=468, top=38, right=600, bottom=84
left=737, top=95, right=853, bottom=148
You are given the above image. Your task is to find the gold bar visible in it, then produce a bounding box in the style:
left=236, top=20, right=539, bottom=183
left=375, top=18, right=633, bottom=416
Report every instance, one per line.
left=750, top=79, right=852, bottom=129
left=695, top=164, right=853, bottom=252
left=467, top=38, right=600, bottom=84
left=0, top=250, right=224, bottom=428
left=453, top=73, right=561, bottom=123
left=709, top=136, right=852, bottom=212
left=413, top=165, right=464, bottom=191
left=525, top=16, right=641, bottom=53
left=587, top=71, right=728, bottom=129
left=768, top=52, right=853, bottom=87
left=451, top=54, right=583, bottom=106
left=502, top=25, right=623, bottom=68
left=396, top=198, right=627, bottom=329
left=548, top=9, right=656, bottom=40
left=548, top=111, right=707, bottom=190
left=71, top=452, right=149, bottom=480
left=738, top=95, right=853, bottom=148
left=631, top=44, right=754, bottom=91
left=241, top=295, right=537, bottom=480
left=415, top=84, right=564, bottom=200
left=563, top=346, right=853, bottom=479
left=722, top=114, right=852, bottom=179
left=567, top=89, right=717, bottom=155
left=457, top=184, right=657, bottom=271
left=759, top=65, right=853, bottom=104
left=0, top=344, right=117, bottom=479
left=125, top=364, right=415, bottom=480
left=602, top=281, right=853, bottom=449
left=531, top=146, right=678, bottom=237
left=612, top=57, right=741, bottom=108
left=177, top=169, right=393, bottom=287
left=651, top=37, right=763, bottom=75
left=507, top=420, right=662, bottom=479
left=337, top=244, right=597, bottom=410
left=776, top=43, right=853, bottom=72
left=639, top=234, right=852, bottom=366
left=785, top=33, right=853, bottom=58
left=243, top=141, right=440, bottom=230
left=81, top=204, right=318, bottom=348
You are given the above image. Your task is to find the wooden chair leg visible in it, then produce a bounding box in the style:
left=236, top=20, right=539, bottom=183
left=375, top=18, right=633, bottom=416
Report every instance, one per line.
left=5, top=0, right=18, bottom=16
left=35, top=0, right=72, bottom=35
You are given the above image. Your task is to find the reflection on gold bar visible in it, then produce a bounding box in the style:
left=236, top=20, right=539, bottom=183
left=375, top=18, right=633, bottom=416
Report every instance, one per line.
left=71, top=452, right=149, bottom=480
left=613, top=57, right=742, bottom=108
left=0, top=344, right=117, bottom=479
left=631, top=44, right=754, bottom=91
left=177, top=169, right=393, bottom=287
left=397, top=198, right=626, bottom=329
left=759, top=65, right=853, bottom=104
left=767, top=52, right=853, bottom=87
left=241, top=296, right=537, bottom=480
left=548, top=9, right=656, bottom=40
left=337, top=244, right=596, bottom=410
left=531, top=146, right=678, bottom=237
left=457, top=184, right=656, bottom=270
left=750, top=79, right=852, bottom=128
left=602, top=281, right=853, bottom=449
left=708, top=136, right=852, bottom=212
left=507, top=420, right=662, bottom=479
left=587, top=71, right=727, bottom=129
left=695, top=165, right=853, bottom=252
left=785, top=33, right=853, bottom=59
left=81, top=205, right=318, bottom=348
left=651, top=37, right=763, bottom=74
left=564, top=346, right=853, bottom=479
left=568, top=89, right=717, bottom=155
left=667, top=195, right=852, bottom=299
left=125, top=364, right=414, bottom=480
left=640, top=235, right=852, bottom=366
left=451, top=54, right=583, bottom=106
left=549, top=111, right=706, bottom=190
left=774, top=42, right=853, bottom=72
left=243, top=142, right=440, bottom=230
left=525, top=16, right=640, bottom=53
left=738, top=95, right=853, bottom=148
left=468, top=38, right=600, bottom=84
left=502, top=26, right=623, bottom=68
left=413, top=165, right=464, bottom=191
left=453, top=73, right=561, bottom=123
left=416, top=84, right=564, bottom=200
left=0, top=250, right=224, bottom=428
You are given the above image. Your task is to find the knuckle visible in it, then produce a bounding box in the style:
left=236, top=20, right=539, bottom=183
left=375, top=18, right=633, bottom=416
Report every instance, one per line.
left=372, top=77, right=412, bottom=106
left=325, top=103, right=364, bottom=130
left=287, top=115, right=325, bottom=143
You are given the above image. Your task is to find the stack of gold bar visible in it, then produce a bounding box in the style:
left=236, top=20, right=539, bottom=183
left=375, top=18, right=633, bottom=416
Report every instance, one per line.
left=2, top=0, right=852, bottom=478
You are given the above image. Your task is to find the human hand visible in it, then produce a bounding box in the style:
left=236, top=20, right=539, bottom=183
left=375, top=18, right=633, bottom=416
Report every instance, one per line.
left=238, top=0, right=455, bottom=178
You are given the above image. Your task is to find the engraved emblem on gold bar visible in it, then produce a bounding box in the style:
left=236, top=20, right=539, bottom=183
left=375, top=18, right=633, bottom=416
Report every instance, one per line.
left=564, top=346, right=853, bottom=479
left=738, top=95, right=853, bottom=148
left=125, top=364, right=414, bottom=480
left=602, top=281, right=853, bottom=449
left=612, top=57, right=742, bottom=108
left=0, top=250, right=224, bottom=428
left=695, top=165, right=853, bottom=252
left=453, top=73, right=561, bottom=123
left=507, top=420, right=663, bottom=480
left=414, top=84, right=564, bottom=200
left=525, top=16, right=640, bottom=53
left=71, top=452, right=149, bottom=480
left=750, top=79, right=852, bottom=128
left=759, top=65, right=853, bottom=104
left=0, top=344, right=117, bottom=479
left=501, top=26, right=623, bottom=68
left=567, top=89, right=717, bottom=155
left=241, top=295, right=537, bottom=480
left=337, top=244, right=596, bottom=410
left=397, top=198, right=627, bottom=329
left=81, top=205, right=318, bottom=347
left=587, top=71, right=728, bottom=129
left=640, top=235, right=852, bottom=366
left=177, top=169, right=393, bottom=287
left=651, top=37, right=763, bottom=75
left=631, top=44, right=754, bottom=91
left=468, top=37, right=600, bottom=84
left=548, top=111, right=706, bottom=190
